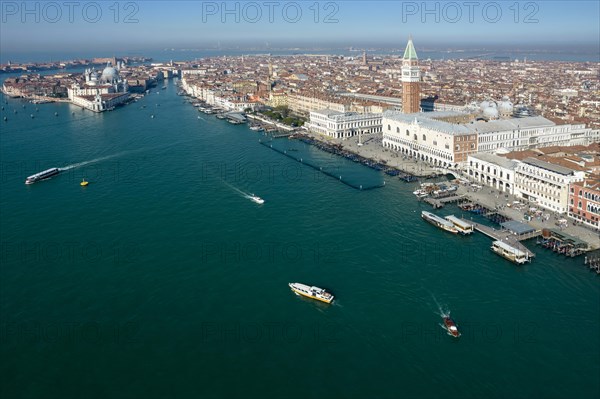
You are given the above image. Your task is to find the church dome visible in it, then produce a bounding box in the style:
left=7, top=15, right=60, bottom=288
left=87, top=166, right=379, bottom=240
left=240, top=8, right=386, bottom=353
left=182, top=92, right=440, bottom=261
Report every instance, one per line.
left=483, top=106, right=499, bottom=119
left=100, top=66, right=119, bottom=83
left=498, top=98, right=514, bottom=115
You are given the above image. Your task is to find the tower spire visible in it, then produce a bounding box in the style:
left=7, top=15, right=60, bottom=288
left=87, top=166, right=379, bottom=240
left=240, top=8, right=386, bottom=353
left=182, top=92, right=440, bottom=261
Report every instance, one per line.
left=401, top=36, right=421, bottom=113
left=403, top=36, right=418, bottom=60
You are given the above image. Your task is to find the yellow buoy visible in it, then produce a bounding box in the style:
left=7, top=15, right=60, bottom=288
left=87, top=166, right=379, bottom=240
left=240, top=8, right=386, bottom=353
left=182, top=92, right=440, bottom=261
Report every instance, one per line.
left=80, top=178, right=89, bottom=186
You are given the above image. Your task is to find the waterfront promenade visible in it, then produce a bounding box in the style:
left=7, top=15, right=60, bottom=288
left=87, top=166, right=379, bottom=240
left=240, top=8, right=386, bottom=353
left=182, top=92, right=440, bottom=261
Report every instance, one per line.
left=303, top=131, right=441, bottom=177
left=454, top=185, right=600, bottom=251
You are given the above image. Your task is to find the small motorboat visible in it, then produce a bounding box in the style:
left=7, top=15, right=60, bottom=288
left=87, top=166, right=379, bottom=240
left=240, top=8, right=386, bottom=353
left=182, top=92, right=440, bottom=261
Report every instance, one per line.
left=442, top=314, right=460, bottom=338
left=80, top=178, right=89, bottom=187
left=249, top=194, right=264, bottom=204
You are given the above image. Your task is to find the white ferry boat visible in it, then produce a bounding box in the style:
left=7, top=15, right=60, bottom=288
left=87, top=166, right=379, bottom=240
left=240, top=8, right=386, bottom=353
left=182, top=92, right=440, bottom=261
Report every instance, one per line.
left=421, top=211, right=458, bottom=234
left=413, top=189, right=428, bottom=198
left=444, top=215, right=474, bottom=235
left=25, top=168, right=59, bottom=184
left=289, top=283, right=334, bottom=304
left=491, top=240, right=530, bottom=264
left=249, top=194, right=264, bottom=204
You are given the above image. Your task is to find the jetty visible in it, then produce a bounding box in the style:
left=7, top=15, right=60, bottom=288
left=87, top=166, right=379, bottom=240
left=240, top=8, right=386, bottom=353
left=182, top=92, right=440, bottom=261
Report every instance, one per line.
left=423, top=194, right=465, bottom=209
left=463, top=218, right=539, bottom=259
left=271, top=132, right=295, bottom=138
left=247, top=114, right=295, bottom=132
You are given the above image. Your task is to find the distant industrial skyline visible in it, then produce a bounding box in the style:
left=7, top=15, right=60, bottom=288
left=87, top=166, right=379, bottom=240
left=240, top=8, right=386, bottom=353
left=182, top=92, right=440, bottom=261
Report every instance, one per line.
left=1, top=1, right=599, bottom=56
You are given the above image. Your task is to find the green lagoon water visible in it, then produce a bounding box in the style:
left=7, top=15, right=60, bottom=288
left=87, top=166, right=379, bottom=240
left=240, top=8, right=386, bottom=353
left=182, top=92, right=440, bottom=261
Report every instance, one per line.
left=0, top=82, right=598, bottom=399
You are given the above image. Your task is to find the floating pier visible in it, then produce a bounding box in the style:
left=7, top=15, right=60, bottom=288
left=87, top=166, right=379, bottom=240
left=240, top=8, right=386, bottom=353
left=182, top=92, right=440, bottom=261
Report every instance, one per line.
left=423, top=195, right=465, bottom=209
left=463, top=219, right=538, bottom=260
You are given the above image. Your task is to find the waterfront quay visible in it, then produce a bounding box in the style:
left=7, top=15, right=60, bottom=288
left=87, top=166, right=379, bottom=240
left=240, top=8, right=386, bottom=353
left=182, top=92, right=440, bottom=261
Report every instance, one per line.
left=452, top=185, right=600, bottom=252
left=302, top=130, right=442, bottom=178
left=293, top=130, right=600, bottom=255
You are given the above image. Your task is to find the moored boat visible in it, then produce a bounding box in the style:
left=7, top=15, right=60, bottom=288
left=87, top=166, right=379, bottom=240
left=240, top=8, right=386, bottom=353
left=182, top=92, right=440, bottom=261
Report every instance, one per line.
left=444, top=215, right=474, bottom=235
left=491, top=240, right=530, bottom=264
left=289, top=283, right=334, bottom=304
left=413, top=189, right=428, bottom=198
left=421, top=211, right=458, bottom=234
left=25, top=168, right=59, bottom=184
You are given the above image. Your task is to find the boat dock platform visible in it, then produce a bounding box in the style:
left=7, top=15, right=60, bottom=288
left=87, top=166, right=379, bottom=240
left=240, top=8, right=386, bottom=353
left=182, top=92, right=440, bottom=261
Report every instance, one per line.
left=464, top=219, right=539, bottom=259
left=423, top=195, right=465, bottom=209
left=271, top=132, right=295, bottom=138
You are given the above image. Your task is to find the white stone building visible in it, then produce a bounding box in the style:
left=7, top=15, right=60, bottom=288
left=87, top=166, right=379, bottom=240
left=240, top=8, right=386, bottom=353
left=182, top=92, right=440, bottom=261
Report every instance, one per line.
left=288, top=94, right=349, bottom=116
left=307, top=109, right=382, bottom=139
left=382, top=110, right=478, bottom=168
left=383, top=109, right=599, bottom=170
left=467, top=153, right=519, bottom=194
left=68, top=64, right=129, bottom=112
left=514, top=157, right=585, bottom=214
left=475, top=116, right=598, bottom=153
left=70, top=92, right=130, bottom=113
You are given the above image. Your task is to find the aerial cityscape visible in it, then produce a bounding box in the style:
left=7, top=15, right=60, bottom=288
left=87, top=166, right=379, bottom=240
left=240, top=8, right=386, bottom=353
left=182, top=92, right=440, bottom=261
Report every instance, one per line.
left=1, top=1, right=599, bottom=398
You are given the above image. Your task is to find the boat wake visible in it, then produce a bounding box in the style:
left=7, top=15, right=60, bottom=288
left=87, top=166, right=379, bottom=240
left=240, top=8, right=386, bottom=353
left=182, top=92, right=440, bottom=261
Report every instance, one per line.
left=222, top=180, right=262, bottom=203
left=222, top=180, right=251, bottom=198
left=59, top=152, right=128, bottom=171
left=430, top=293, right=460, bottom=337
left=429, top=293, right=449, bottom=317
left=59, top=140, right=198, bottom=172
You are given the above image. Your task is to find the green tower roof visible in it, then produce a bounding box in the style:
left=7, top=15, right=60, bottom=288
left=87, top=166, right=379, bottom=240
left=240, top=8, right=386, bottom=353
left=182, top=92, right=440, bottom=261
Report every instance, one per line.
left=403, top=38, right=418, bottom=60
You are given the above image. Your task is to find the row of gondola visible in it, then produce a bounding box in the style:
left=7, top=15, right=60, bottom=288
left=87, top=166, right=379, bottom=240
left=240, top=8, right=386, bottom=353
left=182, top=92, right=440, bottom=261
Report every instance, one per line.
left=295, top=135, right=419, bottom=182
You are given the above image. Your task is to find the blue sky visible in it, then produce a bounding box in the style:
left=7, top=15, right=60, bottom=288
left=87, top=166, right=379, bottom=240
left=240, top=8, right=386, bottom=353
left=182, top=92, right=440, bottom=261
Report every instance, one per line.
left=1, top=1, right=599, bottom=54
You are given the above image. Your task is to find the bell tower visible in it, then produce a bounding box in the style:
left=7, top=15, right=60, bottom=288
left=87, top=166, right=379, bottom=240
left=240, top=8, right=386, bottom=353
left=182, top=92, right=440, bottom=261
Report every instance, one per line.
left=402, top=36, right=421, bottom=113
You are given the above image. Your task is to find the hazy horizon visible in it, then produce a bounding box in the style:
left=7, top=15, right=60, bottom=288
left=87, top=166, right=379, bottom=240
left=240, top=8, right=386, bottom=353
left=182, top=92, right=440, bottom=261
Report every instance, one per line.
left=1, top=43, right=599, bottom=64
left=1, top=0, right=598, bottom=62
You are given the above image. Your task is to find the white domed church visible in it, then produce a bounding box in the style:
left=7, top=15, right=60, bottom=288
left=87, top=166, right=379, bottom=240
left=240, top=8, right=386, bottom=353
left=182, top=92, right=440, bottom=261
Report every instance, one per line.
left=68, top=62, right=130, bottom=112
